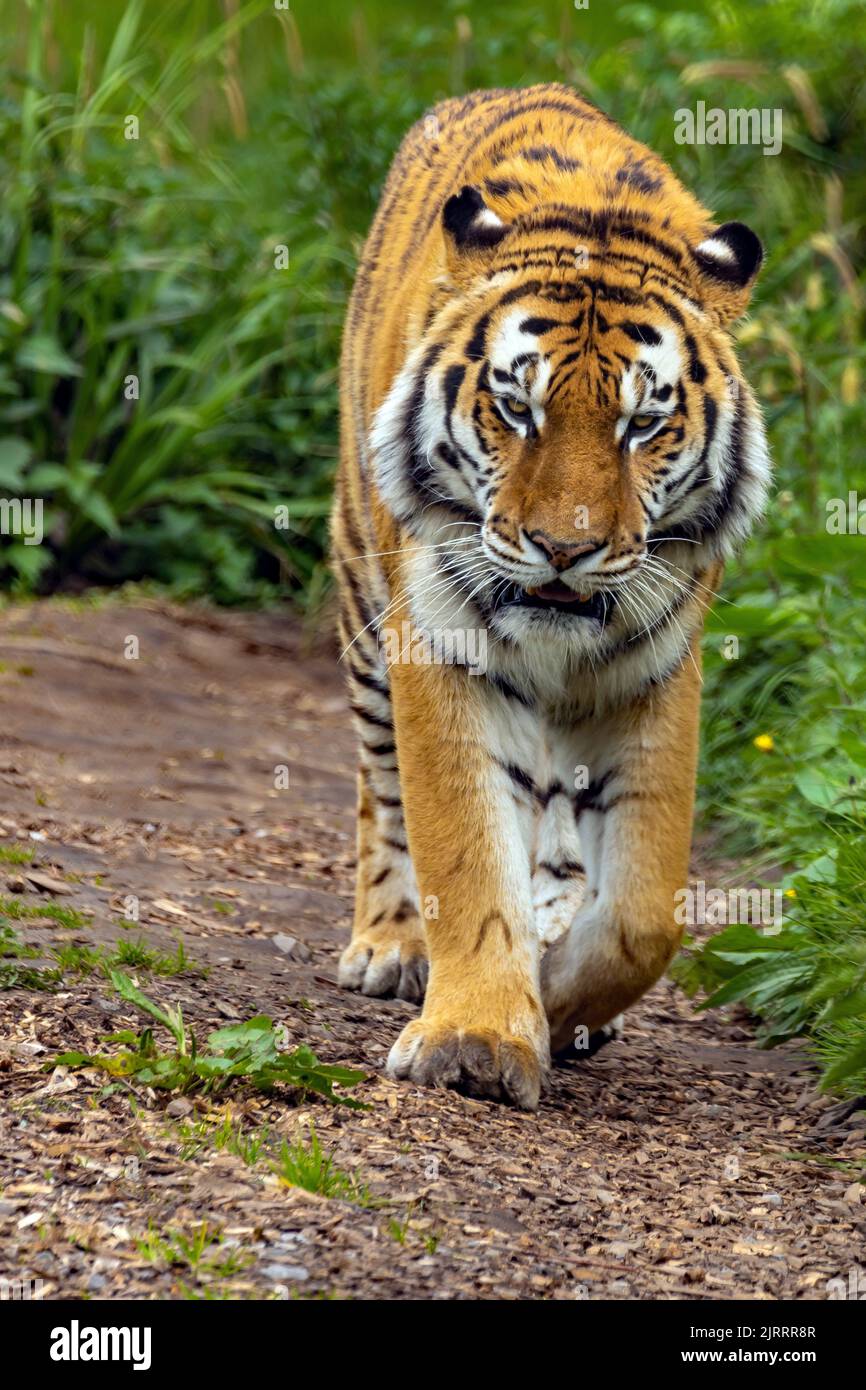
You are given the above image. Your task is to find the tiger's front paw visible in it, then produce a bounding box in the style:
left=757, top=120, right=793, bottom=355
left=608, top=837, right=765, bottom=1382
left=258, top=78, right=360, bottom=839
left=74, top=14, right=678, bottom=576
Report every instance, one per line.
left=386, top=1017, right=546, bottom=1110
left=338, top=923, right=428, bottom=1003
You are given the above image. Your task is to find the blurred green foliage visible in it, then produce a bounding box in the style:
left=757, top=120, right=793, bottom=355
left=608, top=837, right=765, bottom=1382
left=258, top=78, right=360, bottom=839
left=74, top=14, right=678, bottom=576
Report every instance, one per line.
left=1, top=0, right=865, bottom=1088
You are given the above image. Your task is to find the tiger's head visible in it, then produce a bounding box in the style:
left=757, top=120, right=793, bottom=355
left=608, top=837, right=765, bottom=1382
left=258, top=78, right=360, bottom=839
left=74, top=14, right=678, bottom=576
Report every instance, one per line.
left=372, top=182, right=770, bottom=671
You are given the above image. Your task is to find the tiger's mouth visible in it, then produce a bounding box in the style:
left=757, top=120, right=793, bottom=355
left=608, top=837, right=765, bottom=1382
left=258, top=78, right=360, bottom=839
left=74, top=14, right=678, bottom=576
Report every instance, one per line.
left=495, top=578, right=611, bottom=621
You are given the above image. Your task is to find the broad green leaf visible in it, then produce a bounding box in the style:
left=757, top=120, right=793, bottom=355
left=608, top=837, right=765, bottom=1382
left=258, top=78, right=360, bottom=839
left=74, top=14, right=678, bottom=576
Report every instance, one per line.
left=16, top=335, right=83, bottom=378
left=0, top=436, right=31, bottom=488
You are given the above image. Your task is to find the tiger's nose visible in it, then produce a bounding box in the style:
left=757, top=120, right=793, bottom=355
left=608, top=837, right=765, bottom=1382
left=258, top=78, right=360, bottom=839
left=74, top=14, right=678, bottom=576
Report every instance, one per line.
left=526, top=529, right=605, bottom=573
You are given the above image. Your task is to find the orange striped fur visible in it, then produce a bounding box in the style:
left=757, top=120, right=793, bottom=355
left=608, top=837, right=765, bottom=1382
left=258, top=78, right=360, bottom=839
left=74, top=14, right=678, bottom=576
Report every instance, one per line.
left=332, top=85, right=770, bottom=1108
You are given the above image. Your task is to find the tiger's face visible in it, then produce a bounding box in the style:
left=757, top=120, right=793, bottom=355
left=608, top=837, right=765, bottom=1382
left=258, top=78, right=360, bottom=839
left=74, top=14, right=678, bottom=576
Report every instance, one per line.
left=372, top=185, right=770, bottom=666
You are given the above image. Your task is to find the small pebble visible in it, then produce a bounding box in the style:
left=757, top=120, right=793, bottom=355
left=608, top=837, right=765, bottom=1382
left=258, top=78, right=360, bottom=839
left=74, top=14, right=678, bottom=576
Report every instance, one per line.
left=262, top=1263, right=309, bottom=1282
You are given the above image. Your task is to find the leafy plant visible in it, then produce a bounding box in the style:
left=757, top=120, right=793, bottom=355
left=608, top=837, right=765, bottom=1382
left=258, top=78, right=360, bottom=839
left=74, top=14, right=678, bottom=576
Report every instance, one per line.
left=1, top=0, right=337, bottom=602
left=674, top=829, right=866, bottom=1094
left=52, top=969, right=368, bottom=1106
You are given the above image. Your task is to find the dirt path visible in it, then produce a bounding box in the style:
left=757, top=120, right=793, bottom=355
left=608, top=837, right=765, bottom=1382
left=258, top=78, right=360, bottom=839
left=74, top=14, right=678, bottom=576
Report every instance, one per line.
left=0, top=599, right=863, bottom=1301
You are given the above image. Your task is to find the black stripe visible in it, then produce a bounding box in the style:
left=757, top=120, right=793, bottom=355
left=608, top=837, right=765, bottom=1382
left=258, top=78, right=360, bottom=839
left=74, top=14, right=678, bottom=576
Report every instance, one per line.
left=574, top=772, right=613, bottom=816
left=665, top=394, right=718, bottom=509
left=499, top=761, right=538, bottom=799
left=485, top=672, right=534, bottom=707
left=519, top=315, right=564, bottom=335
left=443, top=362, right=466, bottom=416
left=685, top=334, right=707, bottom=384
left=484, top=176, right=529, bottom=199
left=537, top=859, right=584, bottom=879
left=349, top=701, right=394, bottom=732
left=539, top=780, right=567, bottom=808
left=406, top=343, right=444, bottom=498
left=547, top=356, right=584, bottom=404
left=620, top=321, right=662, bottom=346
left=523, top=214, right=685, bottom=269
left=697, top=393, right=747, bottom=537
left=347, top=661, right=390, bottom=699
left=339, top=562, right=379, bottom=636
left=466, top=311, right=491, bottom=362
left=520, top=145, right=582, bottom=173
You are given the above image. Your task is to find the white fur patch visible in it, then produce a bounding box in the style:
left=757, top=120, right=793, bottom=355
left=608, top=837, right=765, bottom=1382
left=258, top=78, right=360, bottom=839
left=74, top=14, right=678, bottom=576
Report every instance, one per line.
left=695, top=235, right=736, bottom=266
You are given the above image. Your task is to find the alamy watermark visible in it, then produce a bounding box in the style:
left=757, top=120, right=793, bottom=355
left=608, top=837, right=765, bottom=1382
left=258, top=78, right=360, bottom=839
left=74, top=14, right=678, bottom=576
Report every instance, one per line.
left=674, top=102, right=783, bottom=157
left=826, top=491, right=866, bottom=535
left=49, top=1320, right=151, bottom=1371
left=675, top=881, right=784, bottom=933
left=379, top=621, right=487, bottom=674
left=826, top=1266, right=865, bottom=1300
left=0, top=497, right=43, bottom=545
left=0, top=1275, right=44, bottom=1300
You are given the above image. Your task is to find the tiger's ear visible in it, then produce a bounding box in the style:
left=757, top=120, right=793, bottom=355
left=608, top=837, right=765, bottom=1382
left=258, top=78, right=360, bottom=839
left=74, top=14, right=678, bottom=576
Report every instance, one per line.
left=692, top=221, right=763, bottom=325
left=442, top=185, right=511, bottom=284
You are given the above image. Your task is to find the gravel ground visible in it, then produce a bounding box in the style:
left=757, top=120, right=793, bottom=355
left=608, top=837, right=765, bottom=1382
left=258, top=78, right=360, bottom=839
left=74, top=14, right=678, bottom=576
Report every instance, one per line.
left=0, top=598, right=863, bottom=1301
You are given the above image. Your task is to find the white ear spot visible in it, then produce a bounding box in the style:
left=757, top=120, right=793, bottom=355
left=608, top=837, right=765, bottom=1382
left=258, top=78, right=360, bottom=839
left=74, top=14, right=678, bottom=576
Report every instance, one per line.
left=694, top=222, right=763, bottom=288
left=475, top=208, right=506, bottom=231
left=443, top=185, right=510, bottom=251
left=695, top=236, right=736, bottom=266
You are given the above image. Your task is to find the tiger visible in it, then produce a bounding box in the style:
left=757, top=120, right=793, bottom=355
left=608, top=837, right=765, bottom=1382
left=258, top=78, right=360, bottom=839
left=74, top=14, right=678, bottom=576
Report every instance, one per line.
left=331, top=83, right=770, bottom=1110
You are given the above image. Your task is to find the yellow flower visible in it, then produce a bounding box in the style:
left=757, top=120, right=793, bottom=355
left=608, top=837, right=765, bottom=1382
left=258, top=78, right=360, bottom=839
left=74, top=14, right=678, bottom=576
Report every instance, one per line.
left=785, top=888, right=797, bottom=899
left=753, top=733, right=775, bottom=751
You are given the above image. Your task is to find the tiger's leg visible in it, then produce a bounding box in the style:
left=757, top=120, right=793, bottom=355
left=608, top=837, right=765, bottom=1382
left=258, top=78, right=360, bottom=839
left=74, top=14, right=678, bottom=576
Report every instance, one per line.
left=532, top=780, right=586, bottom=949
left=338, top=668, right=428, bottom=1003
left=530, top=772, right=624, bottom=1057
left=385, top=653, right=548, bottom=1110
left=542, top=652, right=701, bottom=1053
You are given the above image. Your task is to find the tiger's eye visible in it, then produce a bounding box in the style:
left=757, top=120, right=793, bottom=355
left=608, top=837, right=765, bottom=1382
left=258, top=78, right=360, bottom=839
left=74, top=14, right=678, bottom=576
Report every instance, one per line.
left=505, top=397, right=531, bottom=416
left=631, top=413, right=657, bottom=430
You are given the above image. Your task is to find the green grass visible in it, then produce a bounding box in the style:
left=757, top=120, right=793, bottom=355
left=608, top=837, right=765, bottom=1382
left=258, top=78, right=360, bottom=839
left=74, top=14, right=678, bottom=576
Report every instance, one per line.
left=1, top=0, right=337, bottom=603
left=49, top=942, right=103, bottom=976
left=0, top=844, right=35, bottom=864
left=175, top=1112, right=271, bottom=1165
left=273, top=1123, right=372, bottom=1204
left=170, top=1104, right=377, bottom=1221
left=0, top=908, right=198, bottom=982
left=134, top=1220, right=252, bottom=1276
left=0, top=896, right=86, bottom=929
left=387, top=1210, right=412, bottom=1245
left=45, top=934, right=198, bottom=979
left=109, top=934, right=199, bottom=976
left=0, top=921, right=60, bottom=990
left=0, top=922, right=39, bottom=959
